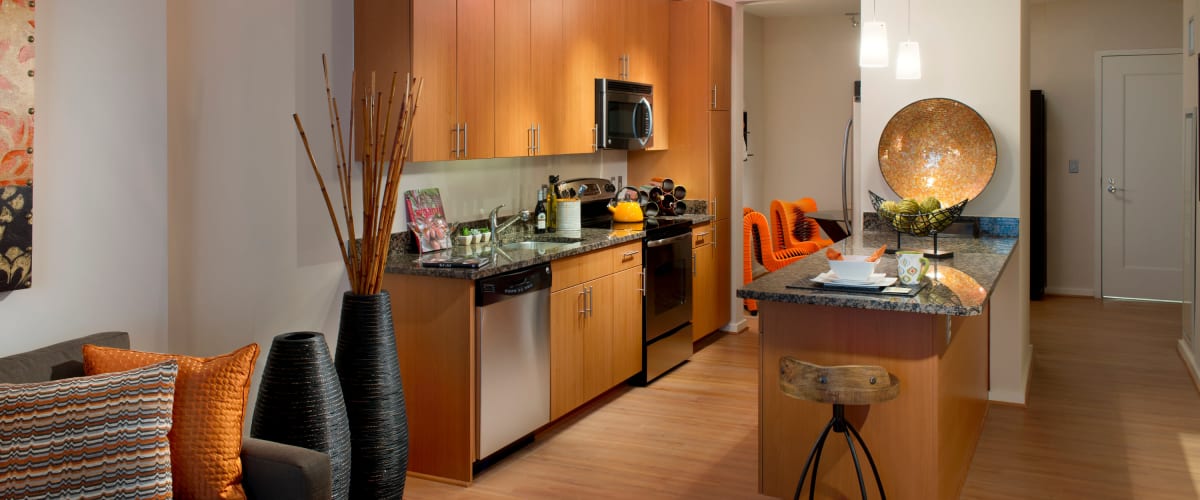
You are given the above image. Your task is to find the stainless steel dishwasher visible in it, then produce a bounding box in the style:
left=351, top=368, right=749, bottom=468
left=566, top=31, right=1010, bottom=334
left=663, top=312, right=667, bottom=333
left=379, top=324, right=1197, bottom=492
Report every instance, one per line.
left=476, top=265, right=551, bottom=460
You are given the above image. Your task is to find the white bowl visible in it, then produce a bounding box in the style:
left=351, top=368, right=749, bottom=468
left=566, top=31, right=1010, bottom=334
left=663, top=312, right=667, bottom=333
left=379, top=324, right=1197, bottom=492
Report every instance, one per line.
left=828, top=255, right=878, bottom=281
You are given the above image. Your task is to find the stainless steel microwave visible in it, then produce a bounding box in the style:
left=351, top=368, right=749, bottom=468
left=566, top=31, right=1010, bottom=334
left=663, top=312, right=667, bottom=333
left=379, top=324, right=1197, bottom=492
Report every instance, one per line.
left=595, top=79, right=654, bottom=150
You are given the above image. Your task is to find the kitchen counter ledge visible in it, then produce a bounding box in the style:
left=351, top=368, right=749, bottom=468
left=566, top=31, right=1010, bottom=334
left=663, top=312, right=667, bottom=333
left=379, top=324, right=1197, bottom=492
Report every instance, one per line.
left=737, top=231, right=1017, bottom=316
left=383, top=227, right=645, bottom=280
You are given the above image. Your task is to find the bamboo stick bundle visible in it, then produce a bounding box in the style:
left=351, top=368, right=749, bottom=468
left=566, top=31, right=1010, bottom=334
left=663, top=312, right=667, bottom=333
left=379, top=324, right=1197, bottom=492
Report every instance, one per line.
left=294, top=54, right=423, bottom=295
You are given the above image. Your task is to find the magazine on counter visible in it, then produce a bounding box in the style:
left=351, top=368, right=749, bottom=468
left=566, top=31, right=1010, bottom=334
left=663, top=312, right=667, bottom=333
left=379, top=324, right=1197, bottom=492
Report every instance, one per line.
left=404, top=188, right=453, bottom=253
left=418, top=254, right=491, bottom=269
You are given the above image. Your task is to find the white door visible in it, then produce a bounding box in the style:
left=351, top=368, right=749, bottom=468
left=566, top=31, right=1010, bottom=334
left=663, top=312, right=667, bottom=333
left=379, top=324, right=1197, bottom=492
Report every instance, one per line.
left=1100, top=52, right=1183, bottom=300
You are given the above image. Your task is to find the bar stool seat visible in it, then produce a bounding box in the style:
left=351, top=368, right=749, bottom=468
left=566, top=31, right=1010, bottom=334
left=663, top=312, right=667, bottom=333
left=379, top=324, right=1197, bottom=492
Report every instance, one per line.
left=779, top=357, right=901, bottom=500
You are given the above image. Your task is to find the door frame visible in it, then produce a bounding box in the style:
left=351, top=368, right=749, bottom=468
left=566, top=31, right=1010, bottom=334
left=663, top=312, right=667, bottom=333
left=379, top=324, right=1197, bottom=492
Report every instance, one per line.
left=1093, top=48, right=1184, bottom=298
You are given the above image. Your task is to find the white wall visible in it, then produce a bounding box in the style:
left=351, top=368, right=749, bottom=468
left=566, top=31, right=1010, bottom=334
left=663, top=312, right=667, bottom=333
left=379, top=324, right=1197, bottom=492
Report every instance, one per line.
left=0, top=1, right=168, bottom=355
left=1030, top=0, right=1181, bottom=296
left=743, top=13, right=765, bottom=214
left=757, top=14, right=858, bottom=216
left=857, top=0, right=1030, bottom=404
left=167, top=0, right=352, bottom=365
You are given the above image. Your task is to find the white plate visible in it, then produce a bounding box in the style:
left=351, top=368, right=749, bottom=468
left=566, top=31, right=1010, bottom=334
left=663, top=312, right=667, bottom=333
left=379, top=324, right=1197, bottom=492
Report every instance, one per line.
left=813, top=271, right=897, bottom=288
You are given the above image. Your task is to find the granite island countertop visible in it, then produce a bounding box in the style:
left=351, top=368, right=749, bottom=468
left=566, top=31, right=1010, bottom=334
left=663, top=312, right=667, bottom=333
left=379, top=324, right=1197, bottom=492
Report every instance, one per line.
left=737, top=231, right=1017, bottom=316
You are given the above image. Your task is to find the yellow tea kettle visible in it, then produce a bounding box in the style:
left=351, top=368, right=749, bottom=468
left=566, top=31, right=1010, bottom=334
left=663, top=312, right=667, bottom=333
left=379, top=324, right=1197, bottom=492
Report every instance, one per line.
left=608, top=200, right=644, bottom=223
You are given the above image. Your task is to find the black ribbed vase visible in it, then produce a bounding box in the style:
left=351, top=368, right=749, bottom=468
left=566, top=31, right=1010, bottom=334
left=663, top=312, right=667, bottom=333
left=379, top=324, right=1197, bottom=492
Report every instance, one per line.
left=251, top=331, right=352, bottom=500
left=334, top=291, right=408, bottom=499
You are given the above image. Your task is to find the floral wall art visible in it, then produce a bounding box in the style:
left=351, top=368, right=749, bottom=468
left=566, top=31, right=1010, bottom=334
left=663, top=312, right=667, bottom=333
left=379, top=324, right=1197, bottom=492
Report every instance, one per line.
left=0, top=0, right=32, bottom=292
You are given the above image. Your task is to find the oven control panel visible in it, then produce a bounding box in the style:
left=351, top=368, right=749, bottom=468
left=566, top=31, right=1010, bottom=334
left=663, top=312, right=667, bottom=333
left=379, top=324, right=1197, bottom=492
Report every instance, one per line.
left=557, top=177, right=616, bottom=203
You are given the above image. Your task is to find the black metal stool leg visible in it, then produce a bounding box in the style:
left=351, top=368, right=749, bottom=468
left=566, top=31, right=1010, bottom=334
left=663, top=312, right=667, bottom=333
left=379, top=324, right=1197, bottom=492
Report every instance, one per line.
left=844, top=431, right=868, bottom=500
left=793, top=418, right=835, bottom=500
left=846, top=421, right=886, bottom=500
left=807, top=424, right=833, bottom=500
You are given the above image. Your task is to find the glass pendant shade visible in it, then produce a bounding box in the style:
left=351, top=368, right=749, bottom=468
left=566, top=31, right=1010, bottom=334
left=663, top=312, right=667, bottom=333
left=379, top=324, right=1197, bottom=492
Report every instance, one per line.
left=896, top=40, right=922, bottom=79
left=860, top=21, right=889, bottom=68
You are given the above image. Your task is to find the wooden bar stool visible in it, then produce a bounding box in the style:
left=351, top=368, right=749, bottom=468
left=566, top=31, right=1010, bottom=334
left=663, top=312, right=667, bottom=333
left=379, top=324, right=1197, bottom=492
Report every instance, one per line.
left=778, top=357, right=901, bottom=500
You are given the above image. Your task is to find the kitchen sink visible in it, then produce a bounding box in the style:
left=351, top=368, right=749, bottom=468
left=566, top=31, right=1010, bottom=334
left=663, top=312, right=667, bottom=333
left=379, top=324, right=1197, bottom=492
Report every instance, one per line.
left=500, top=241, right=572, bottom=252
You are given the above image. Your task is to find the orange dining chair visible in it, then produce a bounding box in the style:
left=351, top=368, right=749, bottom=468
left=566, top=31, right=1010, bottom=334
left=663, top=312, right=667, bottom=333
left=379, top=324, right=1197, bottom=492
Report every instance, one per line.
left=743, top=208, right=813, bottom=314
left=769, top=198, right=834, bottom=254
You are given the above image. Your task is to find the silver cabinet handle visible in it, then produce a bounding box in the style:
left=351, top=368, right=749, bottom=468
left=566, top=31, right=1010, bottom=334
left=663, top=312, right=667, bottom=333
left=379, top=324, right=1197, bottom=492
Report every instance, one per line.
left=592, top=124, right=598, bottom=152
left=694, top=231, right=710, bottom=238
left=639, top=269, right=645, bottom=297
left=692, top=252, right=697, bottom=276
left=463, top=122, right=469, bottom=158
left=711, top=199, right=717, bottom=217
left=586, top=286, right=593, bottom=317
left=451, top=124, right=460, bottom=158
left=622, top=250, right=640, bottom=259
left=529, top=124, right=535, bottom=155
left=578, top=289, right=586, bottom=316
left=712, top=85, right=717, bottom=109
left=535, top=123, right=541, bottom=154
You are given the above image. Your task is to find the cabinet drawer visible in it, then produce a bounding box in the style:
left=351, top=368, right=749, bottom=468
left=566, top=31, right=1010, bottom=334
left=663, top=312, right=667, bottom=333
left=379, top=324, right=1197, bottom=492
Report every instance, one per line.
left=692, top=223, right=713, bottom=248
left=552, top=248, right=614, bottom=291
left=610, top=241, right=643, bottom=271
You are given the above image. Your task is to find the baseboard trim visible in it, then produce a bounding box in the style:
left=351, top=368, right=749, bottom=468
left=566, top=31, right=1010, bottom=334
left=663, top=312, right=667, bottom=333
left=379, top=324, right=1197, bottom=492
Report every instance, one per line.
left=1178, top=339, right=1200, bottom=395
left=722, top=317, right=748, bottom=333
left=1044, top=287, right=1093, bottom=297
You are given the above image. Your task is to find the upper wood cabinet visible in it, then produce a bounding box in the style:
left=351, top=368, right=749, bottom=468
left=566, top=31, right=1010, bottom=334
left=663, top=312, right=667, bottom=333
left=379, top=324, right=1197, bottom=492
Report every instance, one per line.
left=708, top=1, right=731, bottom=111
left=354, top=0, right=413, bottom=159
left=496, top=0, right=565, bottom=158
left=710, top=110, right=731, bottom=220
left=625, top=0, right=670, bottom=150
left=410, top=0, right=494, bottom=162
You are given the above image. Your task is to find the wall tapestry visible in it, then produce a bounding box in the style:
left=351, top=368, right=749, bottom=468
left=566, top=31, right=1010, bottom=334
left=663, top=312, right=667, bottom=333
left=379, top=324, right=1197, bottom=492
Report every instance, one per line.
left=0, top=0, right=32, bottom=292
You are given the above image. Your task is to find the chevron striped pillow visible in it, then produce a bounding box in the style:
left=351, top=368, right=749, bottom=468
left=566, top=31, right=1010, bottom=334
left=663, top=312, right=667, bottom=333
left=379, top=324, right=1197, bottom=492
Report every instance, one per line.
left=0, top=360, right=178, bottom=499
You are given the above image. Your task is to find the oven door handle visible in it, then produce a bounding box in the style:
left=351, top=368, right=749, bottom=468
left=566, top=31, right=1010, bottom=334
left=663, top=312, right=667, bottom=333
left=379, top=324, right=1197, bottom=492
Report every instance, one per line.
left=646, top=233, right=691, bottom=248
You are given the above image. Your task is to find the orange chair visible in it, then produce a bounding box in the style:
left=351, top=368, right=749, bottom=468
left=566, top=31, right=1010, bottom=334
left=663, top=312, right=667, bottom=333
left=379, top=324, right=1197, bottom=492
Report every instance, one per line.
left=769, top=198, right=834, bottom=254
left=743, top=208, right=813, bottom=314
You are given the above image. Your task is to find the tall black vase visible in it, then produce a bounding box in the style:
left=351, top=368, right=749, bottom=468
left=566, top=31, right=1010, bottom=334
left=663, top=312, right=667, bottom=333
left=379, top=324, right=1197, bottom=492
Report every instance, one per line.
left=250, top=331, right=352, bottom=500
left=334, top=291, right=408, bottom=499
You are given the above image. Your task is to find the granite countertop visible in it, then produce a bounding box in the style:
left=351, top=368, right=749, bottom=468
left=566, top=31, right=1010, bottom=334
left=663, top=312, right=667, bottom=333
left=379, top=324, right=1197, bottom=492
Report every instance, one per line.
left=736, top=231, right=1017, bottom=316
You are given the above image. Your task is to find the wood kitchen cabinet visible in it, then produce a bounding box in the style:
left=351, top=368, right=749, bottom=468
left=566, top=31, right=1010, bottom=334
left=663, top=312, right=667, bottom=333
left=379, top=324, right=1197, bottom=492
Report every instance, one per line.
left=709, top=110, right=731, bottom=221
left=550, top=242, right=643, bottom=420
left=560, top=0, right=669, bottom=154
left=411, top=0, right=494, bottom=162
left=692, top=224, right=718, bottom=341
left=495, top=0, right=565, bottom=157
left=708, top=0, right=731, bottom=111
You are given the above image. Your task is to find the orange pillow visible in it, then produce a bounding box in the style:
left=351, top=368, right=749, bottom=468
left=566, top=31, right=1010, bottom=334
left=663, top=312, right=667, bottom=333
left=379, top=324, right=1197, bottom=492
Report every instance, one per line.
left=83, top=343, right=259, bottom=500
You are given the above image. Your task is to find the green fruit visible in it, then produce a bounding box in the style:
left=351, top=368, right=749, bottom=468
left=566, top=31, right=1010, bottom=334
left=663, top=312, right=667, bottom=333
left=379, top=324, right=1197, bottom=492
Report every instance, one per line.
left=880, top=200, right=898, bottom=213
left=897, top=199, right=920, bottom=214
left=920, top=196, right=941, bottom=213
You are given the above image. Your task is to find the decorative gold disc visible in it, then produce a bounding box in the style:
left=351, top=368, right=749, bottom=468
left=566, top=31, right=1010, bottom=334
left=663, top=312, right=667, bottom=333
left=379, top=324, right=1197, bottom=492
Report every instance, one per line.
left=877, top=98, right=997, bottom=204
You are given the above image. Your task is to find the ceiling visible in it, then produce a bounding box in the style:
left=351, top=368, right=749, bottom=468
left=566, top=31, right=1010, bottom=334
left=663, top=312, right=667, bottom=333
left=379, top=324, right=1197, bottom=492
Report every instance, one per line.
left=740, top=0, right=858, bottom=18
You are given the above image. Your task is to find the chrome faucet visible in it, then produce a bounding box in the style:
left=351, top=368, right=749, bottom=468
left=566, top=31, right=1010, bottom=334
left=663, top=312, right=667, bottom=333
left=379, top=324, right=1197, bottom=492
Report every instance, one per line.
left=489, top=205, right=531, bottom=245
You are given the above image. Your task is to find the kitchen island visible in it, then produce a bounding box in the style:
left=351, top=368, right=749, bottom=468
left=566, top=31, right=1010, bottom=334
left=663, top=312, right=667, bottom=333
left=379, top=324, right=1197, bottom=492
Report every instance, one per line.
left=737, top=231, right=1016, bottom=499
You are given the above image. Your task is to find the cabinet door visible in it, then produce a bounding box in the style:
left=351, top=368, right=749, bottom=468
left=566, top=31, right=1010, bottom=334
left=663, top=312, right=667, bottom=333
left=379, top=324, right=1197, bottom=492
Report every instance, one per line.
left=692, top=242, right=716, bottom=340
left=709, top=110, right=731, bottom=220
left=582, top=275, right=614, bottom=402
left=355, top=0, right=413, bottom=160
left=611, top=266, right=643, bottom=383
left=562, top=0, right=600, bottom=154
left=550, top=284, right=586, bottom=420
left=494, top=0, right=534, bottom=158
left=411, top=0, right=457, bottom=162
left=456, top=0, right=495, bottom=160
left=708, top=0, right=731, bottom=111
left=713, top=218, right=732, bottom=331
left=625, top=0, right=669, bottom=150
left=531, top=0, right=564, bottom=156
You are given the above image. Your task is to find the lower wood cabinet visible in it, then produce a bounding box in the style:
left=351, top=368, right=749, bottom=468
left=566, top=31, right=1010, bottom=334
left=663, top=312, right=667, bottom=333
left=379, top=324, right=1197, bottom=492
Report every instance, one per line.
left=550, top=242, right=643, bottom=420
left=692, top=220, right=729, bottom=341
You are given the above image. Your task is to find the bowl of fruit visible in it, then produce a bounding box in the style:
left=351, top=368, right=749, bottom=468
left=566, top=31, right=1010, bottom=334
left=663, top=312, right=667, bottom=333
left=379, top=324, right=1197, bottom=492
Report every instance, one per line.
left=869, top=191, right=968, bottom=237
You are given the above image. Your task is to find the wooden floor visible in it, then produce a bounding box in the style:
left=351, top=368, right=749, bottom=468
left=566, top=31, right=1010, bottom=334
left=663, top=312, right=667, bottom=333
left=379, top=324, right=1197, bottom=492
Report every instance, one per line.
left=404, top=296, right=1200, bottom=499
left=961, top=296, right=1200, bottom=499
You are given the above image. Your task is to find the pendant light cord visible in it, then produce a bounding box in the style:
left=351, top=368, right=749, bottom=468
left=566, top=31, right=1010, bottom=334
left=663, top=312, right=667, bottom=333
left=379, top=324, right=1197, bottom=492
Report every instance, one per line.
left=907, top=0, right=911, bottom=37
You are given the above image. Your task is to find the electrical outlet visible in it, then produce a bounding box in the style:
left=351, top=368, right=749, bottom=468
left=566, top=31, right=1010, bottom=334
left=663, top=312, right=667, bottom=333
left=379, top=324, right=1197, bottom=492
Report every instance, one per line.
left=1069, top=159, right=1079, bottom=173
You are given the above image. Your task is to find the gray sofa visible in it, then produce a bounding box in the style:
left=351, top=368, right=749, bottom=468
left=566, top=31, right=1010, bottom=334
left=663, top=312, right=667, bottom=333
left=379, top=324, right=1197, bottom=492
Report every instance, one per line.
left=0, top=331, right=332, bottom=500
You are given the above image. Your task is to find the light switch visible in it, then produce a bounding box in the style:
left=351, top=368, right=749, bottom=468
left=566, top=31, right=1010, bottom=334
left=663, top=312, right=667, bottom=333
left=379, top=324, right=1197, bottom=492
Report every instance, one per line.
left=1069, top=160, right=1079, bottom=174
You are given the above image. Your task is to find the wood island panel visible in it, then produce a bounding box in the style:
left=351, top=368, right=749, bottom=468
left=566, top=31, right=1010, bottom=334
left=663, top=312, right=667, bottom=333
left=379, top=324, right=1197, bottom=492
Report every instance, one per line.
left=759, top=301, right=989, bottom=499
left=381, top=273, right=476, bottom=484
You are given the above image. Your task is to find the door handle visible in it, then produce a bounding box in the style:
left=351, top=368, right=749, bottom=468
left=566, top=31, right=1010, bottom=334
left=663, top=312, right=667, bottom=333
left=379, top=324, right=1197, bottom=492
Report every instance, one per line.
left=463, top=122, right=469, bottom=158
left=452, top=124, right=460, bottom=158
left=1106, top=177, right=1123, bottom=193
left=529, top=124, right=535, bottom=155
left=535, top=123, right=541, bottom=154
left=586, top=286, right=593, bottom=317
left=592, top=124, right=598, bottom=152
left=578, top=289, right=586, bottom=316
left=639, top=269, right=645, bottom=297
left=692, top=253, right=697, bottom=276
left=712, top=85, right=718, bottom=109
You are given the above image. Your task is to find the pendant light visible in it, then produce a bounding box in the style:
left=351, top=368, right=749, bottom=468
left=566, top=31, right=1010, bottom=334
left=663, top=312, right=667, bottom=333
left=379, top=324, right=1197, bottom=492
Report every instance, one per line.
left=859, top=0, right=888, bottom=68
left=896, top=0, right=922, bottom=79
